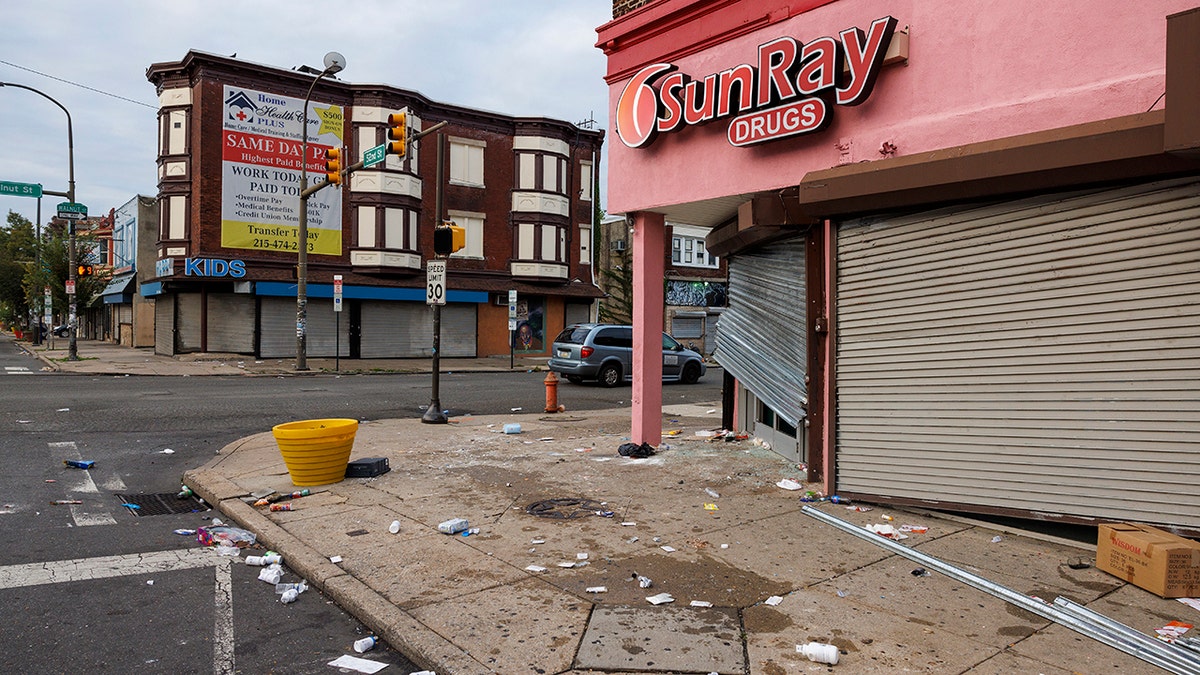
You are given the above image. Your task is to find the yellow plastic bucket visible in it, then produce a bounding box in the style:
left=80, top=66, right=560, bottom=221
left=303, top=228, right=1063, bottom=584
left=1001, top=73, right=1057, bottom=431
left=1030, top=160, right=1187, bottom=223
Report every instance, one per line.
left=271, top=418, right=359, bottom=486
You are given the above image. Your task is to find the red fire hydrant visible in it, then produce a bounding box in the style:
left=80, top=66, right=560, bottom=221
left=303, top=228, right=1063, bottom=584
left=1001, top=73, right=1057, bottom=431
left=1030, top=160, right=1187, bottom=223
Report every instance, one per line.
left=544, top=371, right=561, bottom=413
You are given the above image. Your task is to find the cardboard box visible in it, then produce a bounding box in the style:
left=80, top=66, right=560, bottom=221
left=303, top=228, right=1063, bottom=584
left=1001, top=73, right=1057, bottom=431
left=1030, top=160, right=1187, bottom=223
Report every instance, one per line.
left=1096, top=523, right=1200, bottom=598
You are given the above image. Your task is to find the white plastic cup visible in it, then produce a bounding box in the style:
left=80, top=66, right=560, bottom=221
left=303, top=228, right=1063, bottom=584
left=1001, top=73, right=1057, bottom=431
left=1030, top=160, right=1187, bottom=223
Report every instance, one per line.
left=353, top=636, right=376, bottom=653
left=799, top=641, right=839, bottom=665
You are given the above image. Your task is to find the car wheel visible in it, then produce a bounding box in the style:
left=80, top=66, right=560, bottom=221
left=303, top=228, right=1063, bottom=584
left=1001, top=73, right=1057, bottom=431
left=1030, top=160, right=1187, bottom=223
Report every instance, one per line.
left=681, top=361, right=702, bottom=384
left=598, top=363, right=622, bottom=387
left=566, top=375, right=583, bottom=384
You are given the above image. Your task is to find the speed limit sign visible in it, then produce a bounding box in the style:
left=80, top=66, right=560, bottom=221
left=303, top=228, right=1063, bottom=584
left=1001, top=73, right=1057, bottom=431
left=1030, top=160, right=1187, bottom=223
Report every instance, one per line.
left=426, top=261, right=446, bottom=305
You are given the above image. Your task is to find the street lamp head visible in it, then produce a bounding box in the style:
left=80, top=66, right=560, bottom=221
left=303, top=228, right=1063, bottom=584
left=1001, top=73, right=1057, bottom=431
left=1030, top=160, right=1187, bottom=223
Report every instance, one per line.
left=323, top=52, right=346, bottom=75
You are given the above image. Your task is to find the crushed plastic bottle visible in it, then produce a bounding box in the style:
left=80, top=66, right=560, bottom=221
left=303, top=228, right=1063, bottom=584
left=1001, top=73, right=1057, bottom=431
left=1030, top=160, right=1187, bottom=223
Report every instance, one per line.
left=798, top=641, right=839, bottom=665
left=177, top=486, right=194, bottom=499
left=353, top=636, right=377, bottom=653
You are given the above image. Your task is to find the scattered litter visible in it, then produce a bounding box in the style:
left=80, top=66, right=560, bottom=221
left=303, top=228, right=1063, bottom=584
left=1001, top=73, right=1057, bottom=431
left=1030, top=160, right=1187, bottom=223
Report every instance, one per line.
left=57, top=408, right=70, bottom=412
left=1066, top=557, right=1091, bottom=570
left=882, top=514, right=894, bottom=522
left=617, top=442, right=656, bottom=458
left=280, top=581, right=308, bottom=604
left=846, top=505, right=872, bottom=512
left=353, top=636, right=377, bottom=653
left=50, top=499, right=83, bottom=505
left=389, top=520, right=401, bottom=534
left=660, top=545, right=676, bottom=553
left=634, top=574, right=653, bottom=588
left=438, top=518, right=470, bottom=534
left=330, top=555, right=343, bottom=564
left=503, top=423, right=522, bottom=434
left=1177, top=598, right=1200, bottom=612
left=574, top=447, right=592, bottom=453
left=159, top=448, right=175, bottom=454
left=694, top=430, right=720, bottom=438
left=690, top=600, right=713, bottom=608
left=706, top=409, right=716, bottom=414
left=460, top=528, right=480, bottom=537
left=798, top=641, right=840, bottom=665
left=912, top=567, right=931, bottom=577
left=257, top=566, right=283, bottom=585
left=214, top=545, right=240, bottom=557
left=576, top=552, right=588, bottom=560
left=991, top=535, right=1003, bottom=543
left=586, top=586, right=608, bottom=593
left=44, top=479, right=56, bottom=483
left=704, top=503, right=718, bottom=511
left=595, top=510, right=615, bottom=518
left=245, top=553, right=282, bottom=566
left=17, top=420, right=31, bottom=424
left=620, top=522, right=637, bottom=527
left=1155, top=620, right=1193, bottom=641
left=704, top=487, right=721, bottom=498
left=765, top=595, right=784, bottom=606
left=646, top=592, right=675, bottom=605
left=720, top=543, right=729, bottom=549
left=898, top=524, right=929, bottom=534
left=557, top=561, right=578, bottom=568
left=531, top=538, right=546, bottom=545
left=63, top=460, right=94, bottom=470
left=525, top=565, right=547, bottom=573
left=537, top=437, right=554, bottom=442
left=665, top=429, right=682, bottom=436
left=866, top=524, right=908, bottom=540
left=147, top=580, right=154, bottom=585
left=173, top=529, right=196, bottom=536
left=197, top=525, right=257, bottom=548
left=177, top=486, right=194, bottom=499
left=120, top=503, right=141, bottom=510
left=269, top=503, right=293, bottom=512
left=776, top=479, right=802, bottom=491
left=836, top=589, right=848, bottom=598
left=326, top=654, right=389, bottom=674
left=510, top=407, right=523, bottom=412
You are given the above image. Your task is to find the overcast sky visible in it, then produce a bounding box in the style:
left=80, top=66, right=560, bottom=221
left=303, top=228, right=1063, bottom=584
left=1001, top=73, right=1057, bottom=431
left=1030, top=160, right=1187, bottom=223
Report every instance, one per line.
left=1, top=0, right=612, bottom=228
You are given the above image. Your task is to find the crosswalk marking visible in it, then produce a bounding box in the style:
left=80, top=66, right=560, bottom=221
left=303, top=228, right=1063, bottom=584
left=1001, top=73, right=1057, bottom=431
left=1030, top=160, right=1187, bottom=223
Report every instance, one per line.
left=5, top=366, right=31, bottom=374
left=0, top=548, right=238, bottom=674
left=48, top=441, right=121, bottom=526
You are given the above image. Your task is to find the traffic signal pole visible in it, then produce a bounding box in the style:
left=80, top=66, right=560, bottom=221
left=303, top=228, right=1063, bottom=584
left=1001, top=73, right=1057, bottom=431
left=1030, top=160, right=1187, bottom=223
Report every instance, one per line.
left=422, top=131, right=448, bottom=425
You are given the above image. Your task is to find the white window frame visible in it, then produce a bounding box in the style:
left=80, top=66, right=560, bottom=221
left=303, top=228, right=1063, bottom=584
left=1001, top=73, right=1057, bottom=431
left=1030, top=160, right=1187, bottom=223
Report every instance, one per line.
left=449, top=137, right=485, bottom=187
left=671, top=234, right=719, bottom=269
left=580, top=160, right=593, bottom=201
left=447, top=210, right=485, bottom=259
left=579, top=224, right=591, bottom=265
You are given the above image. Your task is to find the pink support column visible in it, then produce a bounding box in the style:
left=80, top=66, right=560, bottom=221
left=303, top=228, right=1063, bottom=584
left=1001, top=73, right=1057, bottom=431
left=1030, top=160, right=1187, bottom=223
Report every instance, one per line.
left=631, top=210, right=665, bottom=446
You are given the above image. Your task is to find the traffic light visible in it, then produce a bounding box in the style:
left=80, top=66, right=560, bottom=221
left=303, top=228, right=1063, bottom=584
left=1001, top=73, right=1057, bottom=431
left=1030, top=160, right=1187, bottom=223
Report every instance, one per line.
left=387, top=112, right=407, bottom=158
left=324, top=147, right=341, bottom=185
left=77, top=264, right=94, bottom=277
left=433, top=221, right=466, bottom=256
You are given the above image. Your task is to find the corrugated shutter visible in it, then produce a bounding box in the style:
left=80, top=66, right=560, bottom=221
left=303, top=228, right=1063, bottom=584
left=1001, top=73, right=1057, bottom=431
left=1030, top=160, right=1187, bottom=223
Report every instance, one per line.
left=260, top=297, right=346, bottom=358
left=565, top=302, right=591, bottom=327
left=704, top=311, right=721, bottom=355
left=155, top=295, right=175, bottom=356
left=360, top=302, right=476, bottom=358
left=207, top=294, right=255, bottom=353
left=715, top=239, right=808, bottom=427
left=835, top=177, right=1200, bottom=529
left=176, top=293, right=201, bottom=353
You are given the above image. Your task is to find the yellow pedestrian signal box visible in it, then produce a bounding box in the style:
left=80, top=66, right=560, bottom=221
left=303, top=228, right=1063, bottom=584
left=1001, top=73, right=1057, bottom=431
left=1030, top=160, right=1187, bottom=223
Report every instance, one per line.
left=433, top=222, right=465, bottom=256
left=387, top=112, right=408, bottom=157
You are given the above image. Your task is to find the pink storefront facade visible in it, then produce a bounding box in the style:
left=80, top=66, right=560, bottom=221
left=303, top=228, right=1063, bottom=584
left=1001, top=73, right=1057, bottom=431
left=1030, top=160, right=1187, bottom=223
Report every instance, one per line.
left=598, top=1, right=1200, bottom=532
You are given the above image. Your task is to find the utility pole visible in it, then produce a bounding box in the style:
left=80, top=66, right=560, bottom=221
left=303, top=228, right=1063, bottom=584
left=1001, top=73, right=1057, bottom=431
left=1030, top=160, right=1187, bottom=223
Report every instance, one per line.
left=422, top=132, right=449, bottom=424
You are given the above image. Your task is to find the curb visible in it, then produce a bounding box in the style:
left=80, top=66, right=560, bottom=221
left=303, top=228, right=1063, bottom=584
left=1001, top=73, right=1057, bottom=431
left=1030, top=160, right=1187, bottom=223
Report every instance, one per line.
left=185, top=457, right=494, bottom=674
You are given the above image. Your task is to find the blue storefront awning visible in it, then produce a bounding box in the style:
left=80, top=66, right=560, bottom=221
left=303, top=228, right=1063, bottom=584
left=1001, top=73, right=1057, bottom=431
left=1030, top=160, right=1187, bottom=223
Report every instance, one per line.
left=101, top=274, right=136, bottom=304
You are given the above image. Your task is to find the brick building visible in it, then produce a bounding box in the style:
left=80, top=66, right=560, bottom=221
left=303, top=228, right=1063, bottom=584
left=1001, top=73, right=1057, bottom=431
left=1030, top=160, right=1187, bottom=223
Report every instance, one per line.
left=144, top=51, right=603, bottom=360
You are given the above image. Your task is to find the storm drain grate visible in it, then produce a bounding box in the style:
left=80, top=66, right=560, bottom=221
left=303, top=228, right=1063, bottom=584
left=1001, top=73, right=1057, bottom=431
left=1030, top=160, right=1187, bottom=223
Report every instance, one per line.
left=116, top=493, right=209, bottom=517
left=526, top=498, right=609, bottom=519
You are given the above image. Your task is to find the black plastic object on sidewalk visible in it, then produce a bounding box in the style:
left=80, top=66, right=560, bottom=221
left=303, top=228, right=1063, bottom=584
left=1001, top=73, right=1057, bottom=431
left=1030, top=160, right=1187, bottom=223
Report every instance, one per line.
left=345, top=457, right=390, bottom=478
left=617, top=442, right=656, bottom=458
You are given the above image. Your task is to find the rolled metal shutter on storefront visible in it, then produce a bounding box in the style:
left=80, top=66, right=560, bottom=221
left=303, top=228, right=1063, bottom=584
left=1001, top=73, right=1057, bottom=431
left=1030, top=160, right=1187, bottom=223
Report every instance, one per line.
left=715, top=239, right=808, bottom=427
left=206, top=293, right=255, bottom=353
left=155, top=294, right=175, bottom=355
left=360, top=301, right=477, bottom=358
left=835, top=177, right=1200, bottom=529
left=259, top=296, right=347, bottom=359
left=175, top=293, right=201, bottom=353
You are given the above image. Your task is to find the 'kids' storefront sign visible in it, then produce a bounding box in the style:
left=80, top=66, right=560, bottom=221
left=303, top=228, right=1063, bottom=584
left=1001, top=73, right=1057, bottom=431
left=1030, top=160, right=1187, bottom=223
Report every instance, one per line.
left=615, top=16, right=897, bottom=149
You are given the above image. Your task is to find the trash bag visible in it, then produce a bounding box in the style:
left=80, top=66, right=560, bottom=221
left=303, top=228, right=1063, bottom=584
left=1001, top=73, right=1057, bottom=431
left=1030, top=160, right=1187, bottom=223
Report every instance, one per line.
left=617, top=442, right=656, bottom=458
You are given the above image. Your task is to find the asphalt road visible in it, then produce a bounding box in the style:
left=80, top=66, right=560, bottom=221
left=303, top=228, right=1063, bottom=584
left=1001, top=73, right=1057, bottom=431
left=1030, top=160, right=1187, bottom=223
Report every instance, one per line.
left=0, top=337, right=721, bottom=673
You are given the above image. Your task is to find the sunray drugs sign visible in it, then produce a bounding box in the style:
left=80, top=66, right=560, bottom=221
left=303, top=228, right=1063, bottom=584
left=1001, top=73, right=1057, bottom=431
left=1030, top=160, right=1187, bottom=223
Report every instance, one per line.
left=615, top=16, right=898, bottom=149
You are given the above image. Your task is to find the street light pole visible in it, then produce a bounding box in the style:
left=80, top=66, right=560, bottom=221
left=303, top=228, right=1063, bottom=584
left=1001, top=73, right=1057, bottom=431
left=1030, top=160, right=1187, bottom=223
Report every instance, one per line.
left=0, top=82, right=76, bottom=359
left=295, top=52, right=345, bottom=372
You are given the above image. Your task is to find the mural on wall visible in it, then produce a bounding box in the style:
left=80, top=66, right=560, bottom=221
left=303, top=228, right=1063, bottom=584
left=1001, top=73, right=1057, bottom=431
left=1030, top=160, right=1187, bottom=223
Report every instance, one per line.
left=512, top=296, right=545, bottom=353
left=666, top=281, right=727, bottom=307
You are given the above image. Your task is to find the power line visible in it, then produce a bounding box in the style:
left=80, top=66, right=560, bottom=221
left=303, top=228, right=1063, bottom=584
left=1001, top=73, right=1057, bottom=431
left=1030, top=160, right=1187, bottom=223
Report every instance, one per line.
left=0, top=59, right=156, bottom=109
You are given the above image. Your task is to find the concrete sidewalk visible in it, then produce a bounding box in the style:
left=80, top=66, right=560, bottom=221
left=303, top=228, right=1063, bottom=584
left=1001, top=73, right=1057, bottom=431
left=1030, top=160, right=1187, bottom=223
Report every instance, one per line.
left=184, top=408, right=1186, bottom=674
left=8, top=331, right=1191, bottom=673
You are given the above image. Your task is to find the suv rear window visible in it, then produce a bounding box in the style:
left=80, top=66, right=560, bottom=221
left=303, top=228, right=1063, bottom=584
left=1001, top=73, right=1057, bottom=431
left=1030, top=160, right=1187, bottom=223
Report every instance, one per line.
left=554, top=326, right=593, bottom=344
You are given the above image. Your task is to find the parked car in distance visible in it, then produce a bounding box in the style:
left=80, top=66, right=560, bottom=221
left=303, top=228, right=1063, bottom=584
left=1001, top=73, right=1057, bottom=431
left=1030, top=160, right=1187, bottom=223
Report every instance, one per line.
left=52, top=324, right=70, bottom=337
left=548, top=323, right=706, bottom=387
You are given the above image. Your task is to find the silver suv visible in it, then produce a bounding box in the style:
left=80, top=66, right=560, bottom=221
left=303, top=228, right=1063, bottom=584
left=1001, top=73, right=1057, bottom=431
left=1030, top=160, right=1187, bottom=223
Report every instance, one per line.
left=548, top=323, right=706, bottom=387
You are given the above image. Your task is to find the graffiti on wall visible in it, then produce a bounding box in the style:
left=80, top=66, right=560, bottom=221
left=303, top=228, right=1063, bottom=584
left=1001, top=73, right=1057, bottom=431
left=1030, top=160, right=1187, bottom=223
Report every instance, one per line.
left=666, top=281, right=727, bottom=307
